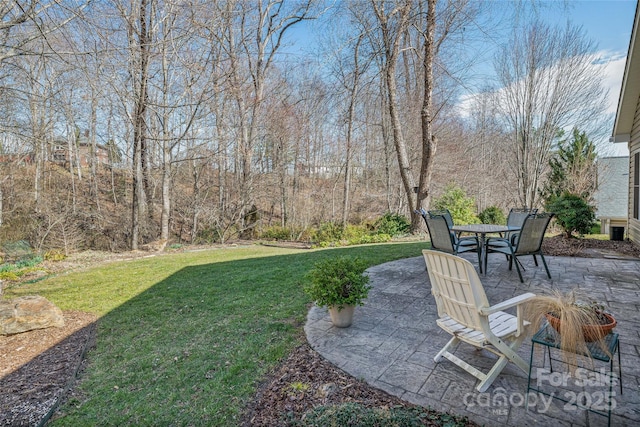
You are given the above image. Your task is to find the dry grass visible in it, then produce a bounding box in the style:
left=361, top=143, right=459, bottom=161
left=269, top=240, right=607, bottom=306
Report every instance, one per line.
left=524, top=290, right=613, bottom=369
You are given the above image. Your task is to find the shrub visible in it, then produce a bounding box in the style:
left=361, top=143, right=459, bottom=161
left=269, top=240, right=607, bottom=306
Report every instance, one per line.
left=373, top=212, right=411, bottom=237
left=260, top=225, right=294, bottom=241
left=0, top=256, right=43, bottom=273
left=303, top=256, right=371, bottom=309
left=310, top=221, right=394, bottom=248
left=311, top=222, right=344, bottom=245
left=432, top=184, right=480, bottom=225
left=546, top=193, right=595, bottom=238
left=195, top=226, right=226, bottom=244
left=1, top=240, right=35, bottom=262
left=294, top=402, right=469, bottom=426
left=346, top=233, right=392, bottom=245
left=343, top=224, right=370, bottom=243
left=44, top=249, right=67, bottom=261
left=15, top=256, right=43, bottom=269
left=478, top=206, right=506, bottom=225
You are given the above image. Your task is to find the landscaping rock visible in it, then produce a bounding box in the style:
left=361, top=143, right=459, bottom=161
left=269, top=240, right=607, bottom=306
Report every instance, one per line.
left=0, top=295, right=65, bottom=335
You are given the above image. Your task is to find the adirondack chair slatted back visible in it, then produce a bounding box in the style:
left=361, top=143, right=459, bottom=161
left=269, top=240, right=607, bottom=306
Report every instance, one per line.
left=423, top=250, right=489, bottom=330
left=424, top=214, right=455, bottom=253
left=515, top=213, right=554, bottom=254
left=422, top=249, right=535, bottom=392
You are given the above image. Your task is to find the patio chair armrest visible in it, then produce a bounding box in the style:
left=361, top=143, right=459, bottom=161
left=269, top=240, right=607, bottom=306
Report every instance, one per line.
left=480, top=293, right=536, bottom=315
left=509, top=232, right=521, bottom=245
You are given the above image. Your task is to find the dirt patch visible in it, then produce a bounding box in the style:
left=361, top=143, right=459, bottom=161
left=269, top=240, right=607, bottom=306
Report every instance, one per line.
left=1, top=238, right=638, bottom=426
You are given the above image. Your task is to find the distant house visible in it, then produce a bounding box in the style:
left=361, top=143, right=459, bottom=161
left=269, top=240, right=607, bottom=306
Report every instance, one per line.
left=594, top=157, right=629, bottom=236
left=612, top=2, right=640, bottom=244
left=50, top=132, right=110, bottom=168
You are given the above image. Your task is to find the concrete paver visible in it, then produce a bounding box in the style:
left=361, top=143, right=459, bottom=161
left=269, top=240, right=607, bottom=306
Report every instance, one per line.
left=304, top=252, right=640, bottom=426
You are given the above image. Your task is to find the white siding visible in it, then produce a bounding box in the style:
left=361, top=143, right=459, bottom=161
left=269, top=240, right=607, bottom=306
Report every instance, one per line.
left=595, top=157, right=629, bottom=218
left=629, top=93, right=640, bottom=243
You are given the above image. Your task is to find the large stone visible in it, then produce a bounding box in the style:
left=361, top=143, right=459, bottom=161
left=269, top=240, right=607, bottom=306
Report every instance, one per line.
left=0, top=295, right=65, bottom=335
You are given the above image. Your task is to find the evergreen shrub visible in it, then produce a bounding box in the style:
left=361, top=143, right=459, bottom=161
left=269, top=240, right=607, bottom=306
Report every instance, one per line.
left=478, top=206, right=506, bottom=225
left=546, top=193, right=595, bottom=238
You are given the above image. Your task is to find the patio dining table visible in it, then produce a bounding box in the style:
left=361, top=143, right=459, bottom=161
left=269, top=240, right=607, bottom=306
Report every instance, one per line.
left=451, top=224, right=521, bottom=273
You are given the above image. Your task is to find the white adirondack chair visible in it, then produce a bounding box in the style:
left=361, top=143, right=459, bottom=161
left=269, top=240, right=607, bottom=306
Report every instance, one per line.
left=422, top=249, right=536, bottom=392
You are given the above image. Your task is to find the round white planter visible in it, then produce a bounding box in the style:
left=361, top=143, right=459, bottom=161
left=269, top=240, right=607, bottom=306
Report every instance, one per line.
left=328, top=305, right=355, bottom=328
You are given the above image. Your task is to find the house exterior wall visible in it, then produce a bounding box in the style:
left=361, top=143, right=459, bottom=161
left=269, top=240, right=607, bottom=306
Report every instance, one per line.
left=77, top=145, right=109, bottom=167
left=629, top=92, right=640, bottom=243
left=595, top=157, right=629, bottom=235
left=50, top=142, right=110, bottom=168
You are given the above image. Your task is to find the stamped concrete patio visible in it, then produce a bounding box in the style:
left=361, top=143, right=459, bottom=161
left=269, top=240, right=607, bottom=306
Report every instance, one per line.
left=305, top=252, right=640, bottom=426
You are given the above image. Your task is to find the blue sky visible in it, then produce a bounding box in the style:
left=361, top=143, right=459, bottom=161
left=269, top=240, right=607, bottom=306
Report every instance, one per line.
left=560, top=0, right=636, bottom=52
left=285, top=1, right=638, bottom=154
left=456, top=0, right=638, bottom=155
left=546, top=0, right=637, bottom=155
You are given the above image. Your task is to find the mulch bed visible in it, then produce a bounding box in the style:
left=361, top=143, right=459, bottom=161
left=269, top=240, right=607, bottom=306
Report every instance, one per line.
left=541, top=234, right=640, bottom=258
left=243, top=342, right=477, bottom=426
left=245, top=343, right=403, bottom=425
left=0, top=311, right=97, bottom=427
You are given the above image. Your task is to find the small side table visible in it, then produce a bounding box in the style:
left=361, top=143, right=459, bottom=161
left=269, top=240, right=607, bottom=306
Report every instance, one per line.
left=526, top=325, right=622, bottom=427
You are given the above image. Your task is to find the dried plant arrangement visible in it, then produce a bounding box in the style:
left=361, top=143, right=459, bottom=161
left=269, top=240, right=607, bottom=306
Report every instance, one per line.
left=524, top=289, right=616, bottom=368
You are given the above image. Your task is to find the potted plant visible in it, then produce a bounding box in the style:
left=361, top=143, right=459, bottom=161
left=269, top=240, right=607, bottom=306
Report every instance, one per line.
left=525, top=289, right=617, bottom=365
left=303, top=256, right=371, bottom=327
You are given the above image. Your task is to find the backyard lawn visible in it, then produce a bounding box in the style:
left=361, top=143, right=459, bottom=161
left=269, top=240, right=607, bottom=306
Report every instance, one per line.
left=5, top=242, right=427, bottom=425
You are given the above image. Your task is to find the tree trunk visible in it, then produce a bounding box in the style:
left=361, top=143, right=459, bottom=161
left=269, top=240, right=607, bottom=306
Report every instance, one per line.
left=131, top=0, right=151, bottom=250
left=415, top=0, right=438, bottom=231
left=90, top=88, right=100, bottom=212
left=342, top=35, right=364, bottom=228
left=372, top=0, right=416, bottom=228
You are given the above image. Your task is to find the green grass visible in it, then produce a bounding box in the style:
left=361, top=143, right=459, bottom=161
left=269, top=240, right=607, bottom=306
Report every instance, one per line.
left=584, top=233, right=609, bottom=240
left=5, top=242, right=427, bottom=426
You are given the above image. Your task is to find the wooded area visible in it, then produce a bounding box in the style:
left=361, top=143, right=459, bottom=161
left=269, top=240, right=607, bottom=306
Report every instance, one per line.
left=0, top=1, right=611, bottom=252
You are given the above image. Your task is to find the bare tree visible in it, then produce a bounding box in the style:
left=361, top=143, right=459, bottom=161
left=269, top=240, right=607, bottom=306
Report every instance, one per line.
left=463, top=88, right=512, bottom=211
left=150, top=0, right=219, bottom=242
left=415, top=0, right=438, bottom=229
left=0, top=0, right=90, bottom=63
left=494, top=21, right=608, bottom=209
left=224, top=0, right=315, bottom=229
left=370, top=0, right=416, bottom=221
left=323, top=23, right=371, bottom=227
left=367, top=0, right=478, bottom=231
left=107, top=0, right=154, bottom=250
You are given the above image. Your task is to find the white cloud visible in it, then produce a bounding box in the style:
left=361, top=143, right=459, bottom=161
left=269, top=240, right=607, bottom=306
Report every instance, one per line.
left=455, top=49, right=630, bottom=156
left=593, top=50, right=629, bottom=156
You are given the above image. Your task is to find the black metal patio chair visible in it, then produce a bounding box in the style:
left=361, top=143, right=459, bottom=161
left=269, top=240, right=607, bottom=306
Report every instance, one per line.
left=422, top=213, right=483, bottom=273
left=485, top=212, right=554, bottom=282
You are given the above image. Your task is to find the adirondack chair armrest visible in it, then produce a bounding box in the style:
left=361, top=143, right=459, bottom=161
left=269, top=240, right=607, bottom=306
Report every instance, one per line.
left=480, top=292, right=536, bottom=315
left=481, top=293, right=535, bottom=336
